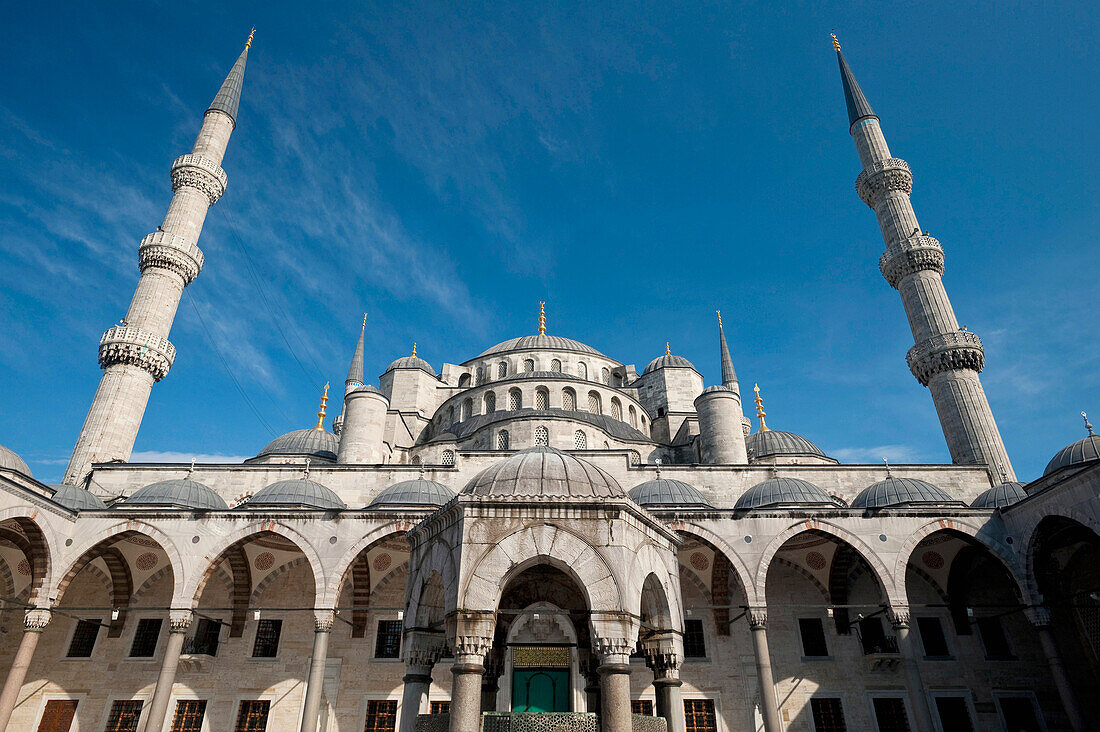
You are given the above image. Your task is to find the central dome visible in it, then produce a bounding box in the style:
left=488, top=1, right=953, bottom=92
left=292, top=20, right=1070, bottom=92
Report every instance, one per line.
left=462, top=446, right=625, bottom=499
left=476, top=334, right=607, bottom=359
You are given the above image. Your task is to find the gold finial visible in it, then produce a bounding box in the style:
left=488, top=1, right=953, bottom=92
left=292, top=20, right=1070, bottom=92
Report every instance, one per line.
left=362, top=313, right=368, bottom=328
left=830, top=33, right=841, bottom=52
left=411, top=343, right=417, bottom=358
left=666, top=342, right=671, bottom=356
left=315, top=382, right=330, bottom=430
left=716, top=310, right=723, bottom=328
left=538, top=302, right=546, bottom=335
left=753, top=383, right=770, bottom=432
left=246, top=28, right=256, bottom=49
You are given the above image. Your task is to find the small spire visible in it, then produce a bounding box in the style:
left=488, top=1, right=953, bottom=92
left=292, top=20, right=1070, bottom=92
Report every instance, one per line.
left=832, top=34, right=877, bottom=130
left=345, top=314, right=367, bottom=391
left=1084, top=411, right=1095, bottom=436
left=537, top=302, right=547, bottom=335
left=666, top=342, right=671, bottom=356
left=717, top=310, right=738, bottom=387
left=186, top=458, right=195, bottom=479
left=654, top=457, right=662, bottom=480
left=246, top=28, right=256, bottom=49
left=883, top=456, right=891, bottom=475
left=411, top=342, right=417, bottom=358
left=207, top=32, right=253, bottom=126
left=830, top=32, right=841, bottom=52
left=753, top=384, right=770, bottom=432
left=314, top=382, right=330, bottom=430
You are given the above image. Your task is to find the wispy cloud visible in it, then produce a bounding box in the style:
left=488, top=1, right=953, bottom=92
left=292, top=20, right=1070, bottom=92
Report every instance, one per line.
left=129, top=451, right=250, bottom=464
left=828, top=444, right=923, bottom=464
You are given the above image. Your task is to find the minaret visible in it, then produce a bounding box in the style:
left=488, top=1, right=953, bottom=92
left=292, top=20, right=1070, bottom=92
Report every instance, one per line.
left=338, top=318, right=390, bottom=464
left=345, top=314, right=367, bottom=394
left=63, top=33, right=254, bottom=485
left=833, top=35, right=1015, bottom=479
left=694, top=311, right=749, bottom=464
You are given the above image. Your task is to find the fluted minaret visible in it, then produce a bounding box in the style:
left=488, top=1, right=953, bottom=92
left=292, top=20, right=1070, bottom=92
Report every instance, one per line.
left=694, top=311, right=749, bottom=464
left=833, top=35, right=1015, bottom=479
left=63, top=34, right=253, bottom=485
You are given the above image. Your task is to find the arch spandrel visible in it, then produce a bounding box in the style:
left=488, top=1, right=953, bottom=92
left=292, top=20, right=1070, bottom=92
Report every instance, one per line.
left=626, top=541, right=684, bottom=629
left=406, top=537, right=459, bottom=627
left=1025, top=514, right=1100, bottom=604
left=0, top=507, right=59, bottom=601
left=669, top=520, right=757, bottom=606
left=321, top=519, right=417, bottom=608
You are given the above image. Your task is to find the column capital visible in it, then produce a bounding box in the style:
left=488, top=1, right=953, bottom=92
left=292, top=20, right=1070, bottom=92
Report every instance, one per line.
left=747, top=606, right=768, bottom=629
left=640, top=631, right=683, bottom=680
left=887, top=605, right=911, bottom=628
left=168, top=609, right=194, bottom=633
left=592, top=635, right=633, bottom=667
left=403, top=629, right=447, bottom=670
left=314, top=609, right=336, bottom=632
left=23, top=608, right=51, bottom=632
left=447, top=611, right=495, bottom=664
left=1024, top=605, right=1053, bottom=628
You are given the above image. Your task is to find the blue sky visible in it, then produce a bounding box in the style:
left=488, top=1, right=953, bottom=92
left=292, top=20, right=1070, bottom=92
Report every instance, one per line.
left=1, top=1, right=1096, bottom=483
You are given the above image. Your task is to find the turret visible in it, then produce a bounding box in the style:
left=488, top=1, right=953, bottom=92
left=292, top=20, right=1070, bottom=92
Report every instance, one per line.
left=635, top=342, right=704, bottom=445
left=337, top=318, right=390, bottom=463
left=833, top=35, right=1015, bottom=479
left=694, top=312, right=749, bottom=463
left=64, top=33, right=255, bottom=485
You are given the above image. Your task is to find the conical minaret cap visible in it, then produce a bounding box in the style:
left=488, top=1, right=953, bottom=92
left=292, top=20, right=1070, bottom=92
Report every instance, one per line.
left=207, top=31, right=253, bottom=126
left=832, top=34, right=877, bottom=129
left=345, top=314, right=367, bottom=390
left=717, top=310, right=738, bottom=387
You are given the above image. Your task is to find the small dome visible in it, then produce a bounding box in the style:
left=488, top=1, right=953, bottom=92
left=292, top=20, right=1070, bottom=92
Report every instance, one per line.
left=124, top=479, right=228, bottom=510
left=51, top=485, right=107, bottom=511
left=700, top=385, right=734, bottom=395
left=385, top=356, right=437, bottom=377
left=735, top=477, right=841, bottom=510
left=642, top=354, right=696, bottom=375
left=1043, top=433, right=1100, bottom=476
left=257, top=428, right=338, bottom=462
left=248, top=478, right=346, bottom=510
left=851, top=477, right=958, bottom=509
left=0, top=444, right=31, bottom=477
left=971, top=482, right=1028, bottom=509
left=462, top=446, right=624, bottom=499
left=368, top=479, right=455, bottom=509
left=351, top=384, right=386, bottom=396
left=745, top=430, right=828, bottom=460
left=477, top=335, right=606, bottom=359
left=629, top=478, right=712, bottom=508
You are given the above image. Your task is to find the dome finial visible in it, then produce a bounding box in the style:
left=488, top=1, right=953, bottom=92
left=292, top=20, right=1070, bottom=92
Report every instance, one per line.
left=753, top=384, right=770, bottom=432
left=186, top=458, right=195, bottom=479
left=303, top=457, right=311, bottom=480
left=883, top=456, right=891, bottom=476
left=418, top=463, right=426, bottom=480
left=538, top=302, right=546, bottom=335
left=666, top=342, right=671, bottom=356
left=654, top=457, right=662, bottom=480
left=315, top=382, right=330, bottom=430
left=362, top=312, right=368, bottom=328
left=716, top=310, right=722, bottom=328
left=1084, top=411, right=1094, bottom=436
left=830, top=32, right=841, bottom=52
left=411, top=342, right=417, bottom=358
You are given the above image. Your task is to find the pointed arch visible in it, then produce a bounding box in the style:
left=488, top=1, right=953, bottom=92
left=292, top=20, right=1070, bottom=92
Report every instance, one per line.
left=668, top=521, right=757, bottom=606
left=0, top=511, right=54, bottom=603
left=53, top=522, right=184, bottom=607
left=894, top=518, right=1025, bottom=603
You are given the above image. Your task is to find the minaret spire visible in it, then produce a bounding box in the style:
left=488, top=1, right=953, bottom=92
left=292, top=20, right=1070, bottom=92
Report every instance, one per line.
left=717, top=310, right=738, bottom=387
left=345, top=314, right=367, bottom=394
left=834, top=38, right=1015, bottom=481
left=63, top=37, right=253, bottom=485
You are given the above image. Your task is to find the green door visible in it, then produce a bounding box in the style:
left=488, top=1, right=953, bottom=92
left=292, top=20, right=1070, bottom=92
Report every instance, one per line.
left=511, top=669, right=570, bottom=712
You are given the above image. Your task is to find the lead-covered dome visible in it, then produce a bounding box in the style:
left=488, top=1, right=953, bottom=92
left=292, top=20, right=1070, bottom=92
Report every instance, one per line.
left=0, top=444, right=31, bottom=477
left=1043, top=431, right=1100, bottom=476
left=735, top=477, right=842, bottom=510
left=462, top=446, right=624, bottom=499
left=642, top=354, right=696, bottom=375
left=851, top=477, right=959, bottom=509
left=971, top=481, right=1028, bottom=509
left=123, top=479, right=229, bottom=510
left=368, top=479, right=454, bottom=509
left=51, top=484, right=107, bottom=511
left=745, top=430, right=828, bottom=460
left=629, top=478, right=712, bottom=508
left=247, top=477, right=346, bottom=510
left=385, top=355, right=437, bottom=376
left=477, top=335, right=606, bottom=359
left=256, top=428, right=338, bottom=462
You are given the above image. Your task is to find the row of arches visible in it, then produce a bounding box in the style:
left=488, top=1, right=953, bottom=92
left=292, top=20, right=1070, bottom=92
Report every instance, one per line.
left=441, top=387, right=646, bottom=432
left=460, top=360, right=622, bottom=387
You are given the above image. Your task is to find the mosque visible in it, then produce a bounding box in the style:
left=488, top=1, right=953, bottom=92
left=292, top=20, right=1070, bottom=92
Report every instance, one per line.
left=0, top=31, right=1097, bottom=732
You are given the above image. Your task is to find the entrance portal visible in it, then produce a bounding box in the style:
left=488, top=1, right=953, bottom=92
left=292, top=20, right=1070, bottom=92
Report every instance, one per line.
left=512, top=669, right=570, bottom=712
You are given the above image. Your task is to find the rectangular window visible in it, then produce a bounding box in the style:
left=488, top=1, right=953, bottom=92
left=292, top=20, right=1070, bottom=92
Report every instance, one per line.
left=66, top=619, right=100, bottom=658
left=129, top=618, right=163, bottom=657
left=995, top=696, right=1042, bottom=732
left=364, top=700, right=398, bottom=732
left=799, top=618, right=829, bottom=657
left=871, top=697, right=911, bottom=732
left=932, top=696, right=974, bottom=732
left=429, top=701, right=450, bottom=715
left=104, top=701, right=143, bottom=732
left=36, top=700, right=78, bottom=732
left=185, top=618, right=221, bottom=656
left=916, top=617, right=950, bottom=657
left=235, top=700, right=271, bottom=732
left=858, top=617, right=896, bottom=654
left=683, top=618, right=707, bottom=658
left=683, top=699, right=716, bottom=732
left=170, top=700, right=207, bottom=732
left=631, top=700, right=654, bottom=715
left=375, top=619, right=403, bottom=659
left=252, top=619, right=283, bottom=658
left=810, top=698, right=847, bottom=732
left=976, top=617, right=1013, bottom=659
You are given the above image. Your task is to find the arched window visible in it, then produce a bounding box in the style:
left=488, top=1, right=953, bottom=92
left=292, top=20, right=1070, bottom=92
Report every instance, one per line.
left=458, top=373, right=471, bottom=388
left=628, top=405, right=637, bottom=428
left=441, top=450, right=455, bottom=466
left=411, top=455, right=422, bottom=465
left=578, top=362, right=588, bottom=380
left=535, top=388, right=549, bottom=410
left=508, top=388, right=522, bottom=411
left=475, top=367, right=484, bottom=385
left=601, top=367, right=610, bottom=385
left=523, top=358, right=535, bottom=373
left=534, top=426, right=549, bottom=446
left=588, top=391, right=602, bottom=415
left=484, top=392, right=496, bottom=413
left=629, top=450, right=641, bottom=465
left=640, top=415, right=647, bottom=435
left=610, top=398, right=622, bottom=421
left=562, top=388, right=576, bottom=411
left=461, top=398, right=473, bottom=421
left=498, top=362, right=508, bottom=378
left=498, top=430, right=510, bottom=450
left=574, top=430, right=587, bottom=450
left=551, top=359, right=562, bottom=373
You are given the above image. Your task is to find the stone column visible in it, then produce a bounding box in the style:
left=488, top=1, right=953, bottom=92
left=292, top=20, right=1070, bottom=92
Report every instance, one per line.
left=1027, top=607, right=1085, bottom=732
left=594, top=635, right=634, bottom=732
left=747, top=607, right=781, bottom=732
left=299, top=610, right=335, bottom=732
left=643, top=634, right=685, bottom=732
left=0, top=608, right=50, bottom=731
left=400, top=631, right=447, bottom=732
left=139, top=610, right=192, bottom=732
left=889, top=606, right=934, bottom=732
left=448, top=615, right=494, bottom=732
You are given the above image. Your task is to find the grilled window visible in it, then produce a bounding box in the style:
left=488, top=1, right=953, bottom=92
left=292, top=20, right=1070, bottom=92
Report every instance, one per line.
left=484, top=392, right=496, bottom=413
left=364, top=700, right=398, bottom=732
left=601, top=367, right=610, bottom=384
left=498, top=431, right=510, bottom=450
left=535, top=389, right=549, bottom=410
left=235, top=700, right=271, bottom=732
left=562, top=389, right=576, bottom=411
left=429, top=701, right=450, bottom=714
left=871, top=698, right=911, bottom=732
left=375, top=619, right=403, bottom=658
left=104, top=700, right=143, bottom=732
left=631, top=700, right=654, bottom=715
left=683, top=699, right=716, bottom=732
left=523, top=359, right=535, bottom=372
left=66, top=619, right=101, bottom=658
left=36, top=700, right=78, bottom=732
left=798, top=618, right=828, bottom=657
left=578, top=362, right=588, bottom=380
left=170, top=700, right=207, bottom=732
left=610, top=399, right=622, bottom=421
left=441, top=450, right=456, bottom=466
left=629, top=451, right=641, bottom=466
left=508, top=389, right=522, bottom=411
left=550, top=359, right=562, bottom=373
left=684, top=618, right=707, bottom=658
left=461, top=399, right=472, bottom=421
left=917, top=617, right=950, bottom=657
left=535, top=426, right=549, bottom=446
left=588, top=391, right=601, bottom=414
left=185, top=617, right=221, bottom=656
left=574, top=430, right=587, bottom=450
left=475, top=367, right=484, bottom=385
left=252, top=619, right=282, bottom=658
left=810, top=698, right=847, bottom=732
left=629, top=406, right=637, bottom=427
left=129, top=618, right=163, bottom=657
left=498, top=362, right=508, bottom=378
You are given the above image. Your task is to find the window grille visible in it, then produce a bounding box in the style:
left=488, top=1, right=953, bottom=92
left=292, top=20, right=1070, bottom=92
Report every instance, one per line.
left=602, top=367, right=610, bottom=384
left=375, top=619, right=403, bottom=658
left=508, top=389, right=522, bottom=411
left=562, top=389, right=576, bottom=411
left=67, top=619, right=101, bottom=658
left=184, top=617, right=221, bottom=656
left=684, top=618, right=707, bottom=657
left=475, top=367, right=484, bottom=385
left=631, top=700, right=654, bottom=715
left=630, top=451, right=641, bottom=465
left=524, top=359, right=535, bottom=372
left=498, top=362, right=508, bottom=378
left=364, top=700, right=398, bottom=732
left=810, top=698, right=847, bottom=732
left=535, top=389, right=548, bottom=410
left=105, top=700, right=143, bottom=732
left=578, top=362, right=587, bottom=380
left=461, top=399, right=472, bottom=421
left=629, top=406, right=637, bottom=427
left=129, top=618, right=163, bottom=657
left=871, top=698, right=911, bottom=732
left=498, top=431, right=510, bottom=450
left=588, top=392, right=601, bottom=414
left=170, top=700, right=207, bottom=732
left=430, top=701, right=451, bottom=715
left=610, top=399, right=622, bottom=421
left=484, top=392, right=496, bottom=413
left=551, top=359, right=562, bottom=372
left=574, top=431, right=587, bottom=450
left=683, top=699, right=716, bottom=732
left=235, top=701, right=271, bottom=732
left=252, top=619, right=282, bottom=658
left=535, top=426, right=549, bottom=446
left=441, top=450, right=456, bottom=466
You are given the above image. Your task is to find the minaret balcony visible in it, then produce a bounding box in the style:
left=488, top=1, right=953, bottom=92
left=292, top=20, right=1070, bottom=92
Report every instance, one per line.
left=879, top=235, right=945, bottom=288
left=138, top=232, right=205, bottom=283
left=906, top=330, right=984, bottom=386
left=856, top=158, right=912, bottom=208
left=98, top=326, right=176, bottom=381
left=170, top=154, right=228, bottom=204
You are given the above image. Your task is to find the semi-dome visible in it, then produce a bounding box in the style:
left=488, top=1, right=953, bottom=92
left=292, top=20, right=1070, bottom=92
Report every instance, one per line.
left=1043, top=432, right=1100, bottom=476
left=629, top=478, right=712, bottom=508
left=256, top=428, right=338, bottom=462
left=735, top=477, right=841, bottom=510
left=124, top=479, right=229, bottom=510
left=0, top=444, right=31, bottom=477
left=462, top=446, right=624, bottom=499
left=477, top=334, right=606, bottom=359
left=51, top=484, right=107, bottom=511
left=745, top=430, right=828, bottom=460
left=367, top=478, right=455, bottom=509
left=642, top=354, right=696, bottom=375
left=971, top=482, right=1028, bottom=509
left=385, top=355, right=437, bottom=376
left=247, top=478, right=346, bottom=510
left=851, top=477, right=959, bottom=509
